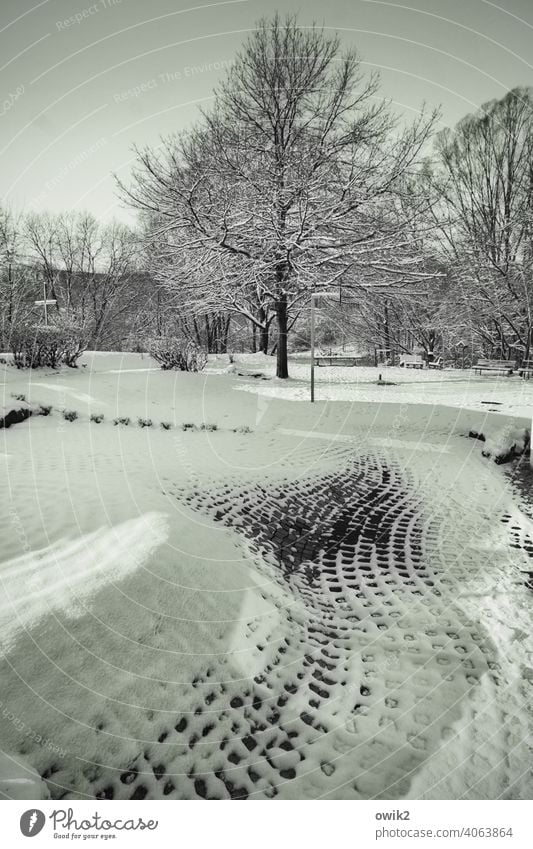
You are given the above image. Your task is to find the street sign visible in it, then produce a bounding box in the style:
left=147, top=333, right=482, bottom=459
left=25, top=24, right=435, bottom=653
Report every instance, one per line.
left=34, top=299, right=57, bottom=306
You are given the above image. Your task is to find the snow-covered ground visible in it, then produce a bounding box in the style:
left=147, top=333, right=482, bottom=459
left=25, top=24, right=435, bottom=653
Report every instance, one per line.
left=0, top=352, right=531, bottom=800
left=229, top=354, right=532, bottom=419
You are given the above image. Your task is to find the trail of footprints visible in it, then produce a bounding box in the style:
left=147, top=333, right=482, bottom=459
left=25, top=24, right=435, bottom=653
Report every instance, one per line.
left=500, top=510, right=533, bottom=591
left=47, top=454, right=509, bottom=800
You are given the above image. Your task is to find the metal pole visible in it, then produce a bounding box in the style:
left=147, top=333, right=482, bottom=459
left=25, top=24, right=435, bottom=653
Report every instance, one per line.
left=43, top=277, right=48, bottom=327
left=310, top=294, right=316, bottom=403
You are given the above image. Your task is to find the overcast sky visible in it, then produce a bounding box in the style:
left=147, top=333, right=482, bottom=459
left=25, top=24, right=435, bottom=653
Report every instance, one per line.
left=1, top=0, right=532, bottom=223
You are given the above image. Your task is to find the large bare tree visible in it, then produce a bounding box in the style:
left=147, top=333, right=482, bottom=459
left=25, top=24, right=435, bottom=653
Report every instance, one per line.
left=121, top=14, right=437, bottom=376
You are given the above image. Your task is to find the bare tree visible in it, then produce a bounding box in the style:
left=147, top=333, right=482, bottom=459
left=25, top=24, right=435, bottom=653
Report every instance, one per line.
left=121, top=14, right=437, bottom=376
left=23, top=211, right=141, bottom=348
left=339, top=275, right=452, bottom=363
left=24, top=211, right=62, bottom=314
left=86, top=221, right=140, bottom=346
left=430, top=87, right=533, bottom=360
left=0, top=206, right=35, bottom=346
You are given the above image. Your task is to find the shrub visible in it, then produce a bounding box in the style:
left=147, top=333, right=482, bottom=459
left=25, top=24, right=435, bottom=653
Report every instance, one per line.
left=38, top=405, right=53, bottom=417
left=200, top=423, right=217, bottom=432
left=11, top=393, right=27, bottom=402
left=137, top=417, right=153, bottom=428
left=160, top=421, right=172, bottom=430
left=63, top=410, right=78, bottom=422
left=128, top=336, right=148, bottom=354
left=303, top=563, right=321, bottom=586
left=10, top=321, right=87, bottom=369
left=113, top=417, right=130, bottom=426
left=0, top=408, right=32, bottom=429
left=90, top=413, right=104, bottom=424
left=182, top=423, right=198, bottom=432
left=148, top=336, right=208, bottom=372
left=233, top=425, right=252, bottom=433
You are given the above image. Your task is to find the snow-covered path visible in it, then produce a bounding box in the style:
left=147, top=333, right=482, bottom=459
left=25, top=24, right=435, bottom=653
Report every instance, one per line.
left=0, top=355, right=531, bottom=800
left=179, top=436, right=532, bottom=800
left=0, top=514, right=167, bottom=652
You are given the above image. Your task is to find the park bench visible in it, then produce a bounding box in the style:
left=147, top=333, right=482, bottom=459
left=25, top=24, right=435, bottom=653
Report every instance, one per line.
left=473, top=358, right=515, bottom=376
left=399, top=354, right=424, bottom=369
left=519, top=359, right=533, bottom=379
left=428, top=356, right=443, bottom=370
left=315, top=355, right=357, bottom=367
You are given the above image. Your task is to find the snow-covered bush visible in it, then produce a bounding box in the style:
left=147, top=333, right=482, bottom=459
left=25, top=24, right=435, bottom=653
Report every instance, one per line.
left=148, top=336, right=208, bottom=372
left=481, top=426, right=530, bottom=464
left=10, top=322, right=86, bottom=369
left=0, top=403, right=32, bottom=429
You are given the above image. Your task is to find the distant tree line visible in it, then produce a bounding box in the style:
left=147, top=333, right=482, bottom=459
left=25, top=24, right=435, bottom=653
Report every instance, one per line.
left=2, top=16, right=532, bottom=372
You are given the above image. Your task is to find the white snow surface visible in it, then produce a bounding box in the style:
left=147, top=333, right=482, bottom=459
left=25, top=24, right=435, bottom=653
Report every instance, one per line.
left=0, top=513, right=168, bottom=651
left=0, top=352, right=531, bottom=801
left=232, top=357, right=532, bottom=419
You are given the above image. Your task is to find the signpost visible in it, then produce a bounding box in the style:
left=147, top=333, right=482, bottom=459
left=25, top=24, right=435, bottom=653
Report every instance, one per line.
left=310, top=293, right=317, bottom=403
left=34, top=299, right=57, bottom=325
left=310, top=290, right=342, bottom=403
left=34, top=278, right=56, bottom=325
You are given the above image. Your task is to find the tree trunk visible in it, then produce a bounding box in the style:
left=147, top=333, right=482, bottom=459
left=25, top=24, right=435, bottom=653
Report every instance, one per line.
left=220, top=314, right=230, bottom=353
left=259, top=319, right=269, bottom=355
left=191, top=316, right=202, bottom=347
left=204, top=314, right=214, bottom=352
left=383, top=299, right=390, bottom=352
left=156, top=289, right=163, bottom=336
left=256, top=306, right=269, bottom=354
left=276, top=296, right=289, bottom=378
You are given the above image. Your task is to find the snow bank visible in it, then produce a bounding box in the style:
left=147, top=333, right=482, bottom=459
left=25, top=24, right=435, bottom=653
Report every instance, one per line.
left=0, top=512, right=168, bottom=651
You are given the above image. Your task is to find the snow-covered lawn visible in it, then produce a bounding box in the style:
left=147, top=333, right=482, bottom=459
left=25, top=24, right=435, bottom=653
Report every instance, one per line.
left=231, top=354, right=533, bottom=419
left=0, top=352, right=531, bottom=800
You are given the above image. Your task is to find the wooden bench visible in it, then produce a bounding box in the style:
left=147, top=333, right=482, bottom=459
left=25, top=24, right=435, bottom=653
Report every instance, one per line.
left=315, top=356, right=357, bottom=367
left=473, top=358, right=515, bottom=376
left=519, top=359, right=533, bottom=379
left=399, top=354, right=424, bottom=369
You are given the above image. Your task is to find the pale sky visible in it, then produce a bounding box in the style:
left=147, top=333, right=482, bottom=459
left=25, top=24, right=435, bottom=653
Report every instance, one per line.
left=1, top=0, right=532, bottom=223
